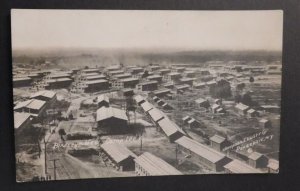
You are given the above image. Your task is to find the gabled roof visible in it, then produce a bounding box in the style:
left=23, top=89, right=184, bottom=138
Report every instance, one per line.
left=195, top=98, right=208, bottom=104
left=247, top=109, right=256, bottom=114
left=182, top=116, right=191, bottom=121
left=259, top=119, right=269, bottom=123
left=134, top=152, right=182, bottom=175
left=97, top=94, right=110, bottom=103
left=14, top=99, right=46, bottom=111
left=147, top=75, right=162, bottom=79
left=120, top=78, right=139, bottom=82
left=85, top=79, right=108, bottom=85
left=85, top=74, right=106, bottom=80
left=267, top=159, right=279, bottom=171
left=148, top=108, right=165, bottom=122
left=153, top=89, right=170, bottom=95
left=224, top=159, right=262, bottom=173
left=140, top=101, right=154, bottom=112
left=187, top=118, right=196, bottom=124
left=209, top=134, right=226, bottom=144
left=248, top=152, right=265, bottom=161
left=211, top=104, right=221, bottom=110
left=101, top=142, right=136, bottom=163
left=96, top=107, right=128, bottom=122
left=14, top=112, right=32, bottom=129
left=175, top=136, right=226, bottom=163
left=158, top=118, right=185, bottom=137
left=30, top=90, right=56, bottom=99
left=235, top=103, right=250, bottom=111
left=134, top=95, right=145, bottom=104
left=175, top=84, right=190, bottom=89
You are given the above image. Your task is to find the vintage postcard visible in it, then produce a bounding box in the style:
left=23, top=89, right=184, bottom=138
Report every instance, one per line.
left=11, top=9, right=282, bottom=182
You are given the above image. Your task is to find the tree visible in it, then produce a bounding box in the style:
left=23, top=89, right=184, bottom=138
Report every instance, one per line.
left=58, top=128, right=66, bottom=142
left=23, top=125, right=46, bottom=158
left=241, top=92, right=253, bottom=106
left=236, top=83, right=246, bottom=91
left=141, top=70, right=150, bottom=78
left=209, top=79, right=232, bottom=98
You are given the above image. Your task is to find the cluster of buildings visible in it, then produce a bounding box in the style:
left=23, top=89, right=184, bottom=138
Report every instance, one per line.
left=14, top=90, right=57, bottom=129
left=99, top=142, right=182, bottom=176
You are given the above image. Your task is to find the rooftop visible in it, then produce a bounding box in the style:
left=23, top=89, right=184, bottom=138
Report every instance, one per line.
left=140, top=101, right=154, bottom=112
left=85, top=79, right=108, bottom=85
left=224, top=159, right=262, bottom=173
left=158, top=118, right=185, bottom=137
left=134, top=152, right=182, bottom=176
left=235, top=103, right=250, bottom=111
left=209, top=134, right=226, bottom=144
left=248, top=152, right=264, bottom=160
left=14, top=99, right=46, bottom=111
left=120, top=78, right=139, bottom=82
left=96, top=107, right=128, bottom=121
left=30, top=90, right=56, bottom=99
left=148, top=108, right=165, bottom=122
left=14, top=112, right=32, bottom=129
left=175, top=136, right=226, bottom=163
left=101, top=142, right=137, bottom=163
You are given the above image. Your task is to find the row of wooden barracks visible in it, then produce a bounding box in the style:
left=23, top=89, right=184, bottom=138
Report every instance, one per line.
left=99, top=142, right=182, bottom=176
left=13, top=61, right=280, bottom=94
left=133, top=94, right=279, bottom=174
left=13, top=90, right=57, bottom=130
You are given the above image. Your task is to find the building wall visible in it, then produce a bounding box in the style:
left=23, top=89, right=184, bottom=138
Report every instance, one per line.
left=97, top=117, right=128, bottom=134
left=46, top=81, right=72, bottom=89
left=13, top=79, right=32, bottom=87
left=84, top=82, right=109, bottom=93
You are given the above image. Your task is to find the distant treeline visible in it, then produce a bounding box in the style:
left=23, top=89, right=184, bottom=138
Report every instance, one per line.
left=12, top=49, right=281, bottom=66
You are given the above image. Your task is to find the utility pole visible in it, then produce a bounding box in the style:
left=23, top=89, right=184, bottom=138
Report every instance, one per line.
left=175, top=144, right=178, bottom=167
left=49, top=159, right=60, bottom=180
left=140, top=133, right=143, bottom=152
left=44, top=137, right=47, bottom=175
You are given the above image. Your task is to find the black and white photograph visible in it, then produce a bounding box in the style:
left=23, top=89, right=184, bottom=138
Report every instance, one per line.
left=11, top=9, right=283, bottom=182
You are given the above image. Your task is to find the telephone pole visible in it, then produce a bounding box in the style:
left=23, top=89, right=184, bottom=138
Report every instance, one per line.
left=44, top=137, right=47, bottom=175
left=49, top=158, right=60, bottom=180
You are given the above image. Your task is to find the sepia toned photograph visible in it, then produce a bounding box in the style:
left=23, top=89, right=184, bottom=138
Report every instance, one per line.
left=11, top=9, right=282, bottom=182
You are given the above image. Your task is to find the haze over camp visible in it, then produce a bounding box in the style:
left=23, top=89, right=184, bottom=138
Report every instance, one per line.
left=12, top=9, right=282, bottom=182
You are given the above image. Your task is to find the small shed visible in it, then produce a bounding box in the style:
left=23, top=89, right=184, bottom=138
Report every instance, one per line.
left=248, top=152, right=268, bottom=168
left=101, top=142, right=137, bottom=171
left=235, top=103, right=250, bottom=115
left=97, top=95, right=110, bottom=108
left=209, top=134, right=228, bottom=152
left=247, top=109, right=258, bottom=118
left=259, top=119, right=272, bottom=128
left=195, top=98, right=210, bottom=109
left=267, top=159, right=279, bottom=173
left=134, top=95, right=145, bottom=106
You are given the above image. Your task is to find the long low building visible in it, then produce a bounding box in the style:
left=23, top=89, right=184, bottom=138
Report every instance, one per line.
left=101, top=142, right=137, bottom=171
left=158, top=118, right=185, bottom=142
left=84, top=79, right=109, bottom=93
left=140, top=101, right=154, bottom=113
left=134, top=152, right=182, bottom=176
left=45, top=78, right=73, bottom=89
left=175, top=136, right=231, bottom=172
left=137, top=81, right=158, bottom=91
left=30, top=90, right=57, bottom=104
left=96, top=106, right=128, bottom=134
left=14, top=112, right=32, bottom=129
left=148, top=108, right=165, bottom=124
left=224, top=159, right=263, bottom=174
left=13, top=77, right=33, bottom=88
left=14, top=99, right=47, bottom=117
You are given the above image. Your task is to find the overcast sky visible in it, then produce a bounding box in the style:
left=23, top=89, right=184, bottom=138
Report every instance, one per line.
left=11, top=9, right=283, bottom=51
